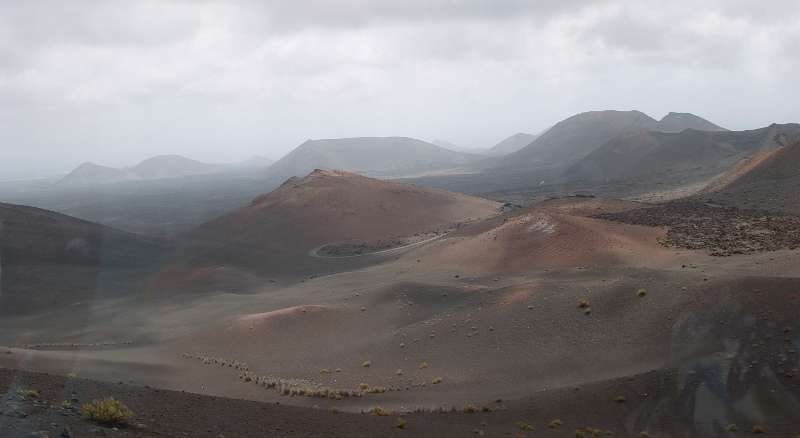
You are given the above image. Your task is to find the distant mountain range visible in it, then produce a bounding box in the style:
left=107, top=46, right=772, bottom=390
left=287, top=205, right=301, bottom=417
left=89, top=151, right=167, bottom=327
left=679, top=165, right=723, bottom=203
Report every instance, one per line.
left=491, top=110, right=727, bottom=171
left=59, top=154, right=274, bottom=186
left=265, top=136, right=481, bottom=179
left=562, top=123, right=799, bottom=184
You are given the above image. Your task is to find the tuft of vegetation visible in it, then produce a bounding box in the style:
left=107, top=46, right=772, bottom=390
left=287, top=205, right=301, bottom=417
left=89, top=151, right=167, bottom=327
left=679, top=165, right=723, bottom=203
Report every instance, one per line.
left=639, top=432, right=652, bottom=438
left=371, top=406, right=391, bottom=416
left=463, top=404, right=478, bottom=413
left=81, top=398, right=134, bottom=426
left=614, top=395, right=627, bottom=403
left=752, top=426, right=766, bottom=434
left=637, top=288, right=648, bottom=297
left=431, top=377, right=443, bottom=384
left=548, top=419, right=563, bottom=429
left=578, top=299, right=590, bottom=309
left=516, top=421, right=534, bottom=431
left=578, top=427, right=607, bottom=437
left=418, top=362, right=429, bottom=369
left=17, top=388, right=40, bottom=399
left=361, top=360, right=372, bottom=368
left=726, top=424, right=738, bottom=432
left=396, top=417, right=407, bottom=429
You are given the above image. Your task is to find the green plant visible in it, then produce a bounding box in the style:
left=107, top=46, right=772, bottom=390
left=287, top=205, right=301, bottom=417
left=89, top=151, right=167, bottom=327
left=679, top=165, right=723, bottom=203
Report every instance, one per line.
left=82, top=398, right=134, bottom=426
left=396, top=417, right=407, bottom=429
left=516, top=421, right=534, bottom=431
left=548, top=419, right=563, bottom=429
left=637, top=288, right=648, bottom=297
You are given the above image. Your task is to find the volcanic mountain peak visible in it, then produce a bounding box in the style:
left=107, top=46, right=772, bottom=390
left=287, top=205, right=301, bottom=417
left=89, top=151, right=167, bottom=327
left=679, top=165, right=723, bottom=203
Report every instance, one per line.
left=655, top=112, right=727, bottom=133
left=493, top=110, right=659, bottom=169
left=308, top=168, right=354, bottom=178
left=265, top=136, right=480, bottom=179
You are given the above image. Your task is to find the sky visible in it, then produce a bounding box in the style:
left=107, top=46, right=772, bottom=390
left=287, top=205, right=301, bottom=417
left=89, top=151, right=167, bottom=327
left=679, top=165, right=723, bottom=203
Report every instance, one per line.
left=1, top=0, right=799, bottom=178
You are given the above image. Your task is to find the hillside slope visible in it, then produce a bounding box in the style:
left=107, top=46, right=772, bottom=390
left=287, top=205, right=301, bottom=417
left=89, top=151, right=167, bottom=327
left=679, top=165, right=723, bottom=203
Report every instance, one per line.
left=705, top=137, right=800, bottom=213
left=487, top=133, right=537, bottom=156
left=562, top=123, right=800, bottom=184
left=0, top=202, right=164, bottom=313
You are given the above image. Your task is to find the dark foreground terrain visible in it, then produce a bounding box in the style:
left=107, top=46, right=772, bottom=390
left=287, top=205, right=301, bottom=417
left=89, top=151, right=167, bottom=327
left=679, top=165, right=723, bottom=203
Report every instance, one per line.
left=3, top=365, right=799, bottom=438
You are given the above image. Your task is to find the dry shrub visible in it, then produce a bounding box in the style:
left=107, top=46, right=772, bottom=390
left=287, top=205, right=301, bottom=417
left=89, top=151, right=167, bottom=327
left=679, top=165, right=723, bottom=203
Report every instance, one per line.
left=82, top=398, right=134, bottom=426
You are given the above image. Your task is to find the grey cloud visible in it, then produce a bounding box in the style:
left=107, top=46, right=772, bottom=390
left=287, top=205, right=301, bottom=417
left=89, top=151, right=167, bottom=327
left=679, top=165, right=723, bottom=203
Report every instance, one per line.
left=1, top=1, right=799, bottom=179
left=0, top=1, right=201, bottom=48
left=248, top=0, right=607, bottom=32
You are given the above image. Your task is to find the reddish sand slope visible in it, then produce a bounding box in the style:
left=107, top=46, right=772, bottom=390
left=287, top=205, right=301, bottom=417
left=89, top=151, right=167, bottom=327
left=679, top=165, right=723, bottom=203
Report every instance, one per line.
left=413, top=205, right=669, bottom=273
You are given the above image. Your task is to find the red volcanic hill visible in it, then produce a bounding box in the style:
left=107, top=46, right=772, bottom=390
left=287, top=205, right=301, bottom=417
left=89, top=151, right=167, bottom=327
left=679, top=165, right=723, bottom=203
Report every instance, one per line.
left=160, top=170, right=501, bottom=289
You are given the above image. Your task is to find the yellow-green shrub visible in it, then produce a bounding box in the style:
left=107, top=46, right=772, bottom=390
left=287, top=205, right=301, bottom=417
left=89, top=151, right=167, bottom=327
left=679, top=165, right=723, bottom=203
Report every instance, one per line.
left=82, top=398, right=134, bottom=426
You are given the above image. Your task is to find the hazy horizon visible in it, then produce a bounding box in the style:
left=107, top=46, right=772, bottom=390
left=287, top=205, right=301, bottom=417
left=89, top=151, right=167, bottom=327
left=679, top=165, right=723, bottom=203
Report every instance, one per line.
left=2, top=0, right=800, bottom=179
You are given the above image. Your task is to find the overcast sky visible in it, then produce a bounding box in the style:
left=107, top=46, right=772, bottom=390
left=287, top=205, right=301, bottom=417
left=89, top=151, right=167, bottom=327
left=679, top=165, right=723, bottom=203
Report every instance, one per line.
left=1, top=0, right=799, bottom=178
